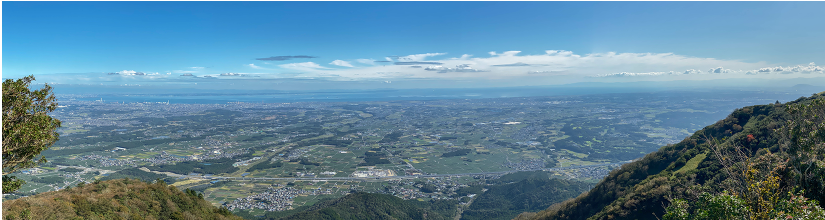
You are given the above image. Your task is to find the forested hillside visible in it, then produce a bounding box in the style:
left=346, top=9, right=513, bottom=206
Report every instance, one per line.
left=2, top=179, right=242, bottom=220
left=277, top=192, right=458, bottom=220
left=518, top=92, right=825, bottom=220
left=462, top=176, right=590, bottom=220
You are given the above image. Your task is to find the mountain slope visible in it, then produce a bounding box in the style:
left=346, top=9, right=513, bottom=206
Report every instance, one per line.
left=2, top=179, right=242, bottom=220
left=520, top=93, right=825, bottom=220
left=278, top=192, right=457, bottom=220
left=462, top=177, right=590, bottom=220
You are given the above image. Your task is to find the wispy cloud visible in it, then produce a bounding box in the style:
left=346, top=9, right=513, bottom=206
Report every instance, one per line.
left=395, top=61, right=443, bottom=65
left=453, top=54, right=473, bottom=60
left=424, top=64, right=485, bottom=73
left=100, top=70, right=174, bottom=81
left=279, top=62, right=330, bottom=71
left=255, top=55, right=317, bottom=61
left=104, top=50, right=825, bottom=85
left=113, top=70, right=139, bottom=75
left=340, top=50, right=811, bottom=81
left=357, top=59, right=376, bottom=65
left=330, top=60, right=354, bottom=67
left=170, top=66, right=206, bottom=74
left=247, top=63, right=268, bottom=69
left=489, top=51, right=524, bottom=56
left=492, top=62, right=540, bottom=67
left=596, top=72, right=668, bottom=77
left=594, top=63, right=825, bottom=78
left=392, top=53, right=446, bottom=61
left=220, top=73, right=246, bottom=76
left=106, top=70, right=159, bottom=76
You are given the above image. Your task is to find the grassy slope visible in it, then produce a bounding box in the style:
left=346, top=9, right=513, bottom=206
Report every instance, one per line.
left=2, top=179, right=243, bottom=220
left=673, top=153, right=706, bottom=175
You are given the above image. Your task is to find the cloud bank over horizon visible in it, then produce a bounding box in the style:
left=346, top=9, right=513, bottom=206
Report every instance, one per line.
left=20, top=50, right=825, bottom=89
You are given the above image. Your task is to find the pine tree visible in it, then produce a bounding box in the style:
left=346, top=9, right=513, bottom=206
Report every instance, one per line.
left=2, top=75, right=62, bottom=193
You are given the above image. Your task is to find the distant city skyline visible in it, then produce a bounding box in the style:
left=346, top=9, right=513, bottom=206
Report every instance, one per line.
left=3, top=1, right=825, bottom=90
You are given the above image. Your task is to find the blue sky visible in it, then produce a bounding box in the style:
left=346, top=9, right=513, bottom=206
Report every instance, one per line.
left=3, top=1, right=825, bottom=90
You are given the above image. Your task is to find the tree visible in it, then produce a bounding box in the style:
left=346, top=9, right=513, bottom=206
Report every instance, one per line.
left=664, top=191, right=825, bottom=220
left=2, top=75, right=62, bottom=193
left=783, top=97, right=825, bottom=203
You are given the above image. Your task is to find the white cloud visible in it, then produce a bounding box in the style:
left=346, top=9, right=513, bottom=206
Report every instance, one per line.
left=50, top=50, right=825, bottom=88
left=491, top=51, right=522, bottom=57
left=594, top=63, right=825, bottom=78
left=117, top=70, right=138, bottom=75
left=247, top=64, right=267, bottom=69
left=272, top=51, right=772, bottom=80
left=279, top=62, right=330, bottom=70
left=357, top=59, right=376, bottom=65
left=103, top=70, right=177, bottom=81
left=171, top=66, right=206, bottom=74
left=192, top=50, right=825, bottom=81
left=220, top=73, right=245, bottom=76
left=756, top=64, right=825, bottom=74
left=330, top=60, right=354, bottom=67
left=396, top=53, right=446, bottom=61
left=706, top=63, right=825, bottom=76
left=489, top=51, right=523, bottom=57
left=109, top=70, right=154, bottom=76
left=424, top=66, right=442, bottom=71
left=545, top=50, right=575, bottom=56
left=708, top=67, right=732, bottom=74
left=453, top=54, right=473, bottom=60
left=423, top=64, right=485, bottom=73
left=596, top=72, right=667, bottom=77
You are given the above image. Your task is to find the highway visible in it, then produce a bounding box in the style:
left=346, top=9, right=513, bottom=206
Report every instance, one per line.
left=174, top=161, right=632, bottom=182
